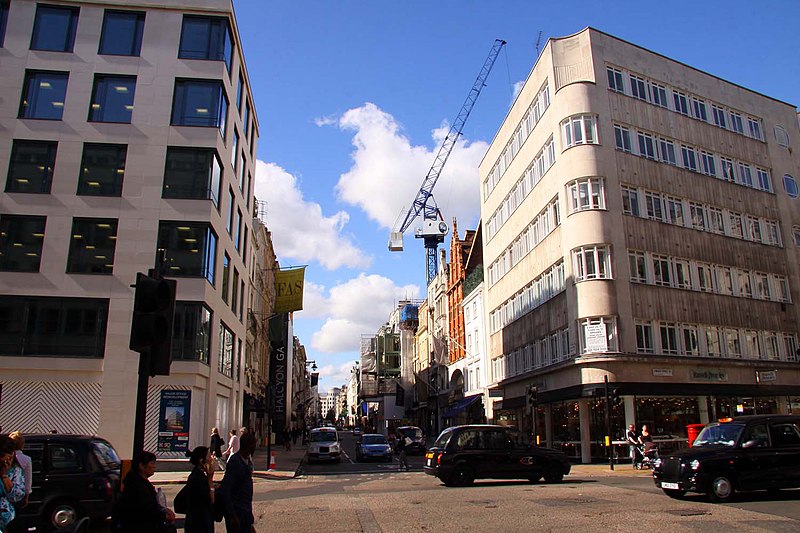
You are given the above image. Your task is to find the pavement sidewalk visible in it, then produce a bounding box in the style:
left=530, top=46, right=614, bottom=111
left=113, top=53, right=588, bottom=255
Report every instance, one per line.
left=151, top=444, right=307, bottom=485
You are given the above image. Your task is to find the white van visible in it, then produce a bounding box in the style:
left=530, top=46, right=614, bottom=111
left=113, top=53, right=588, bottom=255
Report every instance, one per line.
left=307, top=427, right=341, bottom=463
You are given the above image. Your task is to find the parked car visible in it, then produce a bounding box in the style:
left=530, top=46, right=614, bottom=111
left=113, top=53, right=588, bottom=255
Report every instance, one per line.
left=394, top=426, right=426, bottom=455
left=423, top=425, right=571, bottom=487
left=653, top=415, right=800, bottom=502
left=352, top=427, right=363, bottom=437
left=13, top=434, right=121, bottom=531
left=355, top=434, right=393, bottom=462
left=307, top=427, right=341, bottom=463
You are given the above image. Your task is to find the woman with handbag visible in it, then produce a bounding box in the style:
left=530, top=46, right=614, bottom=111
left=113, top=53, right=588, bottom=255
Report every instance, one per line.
left=176, top=446, right=215, bottom=533
left=117, top=451, right=177, bottom=533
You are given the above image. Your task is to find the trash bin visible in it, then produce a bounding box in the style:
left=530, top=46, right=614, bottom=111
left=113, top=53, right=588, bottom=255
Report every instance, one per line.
left=686, top=423, right=705, bottom=447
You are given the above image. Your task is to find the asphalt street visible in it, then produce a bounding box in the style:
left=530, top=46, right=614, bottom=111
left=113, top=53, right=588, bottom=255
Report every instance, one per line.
left=152, top=431, right=800, bottom=533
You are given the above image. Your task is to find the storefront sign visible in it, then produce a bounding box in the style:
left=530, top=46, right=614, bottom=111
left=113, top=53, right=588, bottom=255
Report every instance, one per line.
left=756, top=370, right=777, bottom=383
left=690, top=369, right=728, bottom=382
left=585, top=323, right=607, bottom=352
left=488, top=389, right=503, bottom=398
left=269, top=314, right=289, bottom=419
left=274, top=267, right=306, bottom=313
left=652, top=368, right=673, bottom=377
left=157, top=389, right=191, bottom=453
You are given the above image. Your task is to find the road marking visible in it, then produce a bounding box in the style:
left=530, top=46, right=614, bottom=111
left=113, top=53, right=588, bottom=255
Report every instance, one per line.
left=341, top=449, right=355, bottom=464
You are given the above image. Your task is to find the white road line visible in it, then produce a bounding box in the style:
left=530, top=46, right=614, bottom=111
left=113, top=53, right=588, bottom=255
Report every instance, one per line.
left=342, top=449, right=355, bottom=464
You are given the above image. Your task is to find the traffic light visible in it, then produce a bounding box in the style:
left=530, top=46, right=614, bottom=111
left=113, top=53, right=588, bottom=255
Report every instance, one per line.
left=527, top=386, right=538, bottom=407
left=130, top=272, right=176, bottom=376
left=611, top=388, right=622, bottom=406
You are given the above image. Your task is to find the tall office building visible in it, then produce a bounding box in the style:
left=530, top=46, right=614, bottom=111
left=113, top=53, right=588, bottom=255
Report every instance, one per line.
left=0, top=0, right=259, bottom=457
left=481, top=28, right=800, bottom=463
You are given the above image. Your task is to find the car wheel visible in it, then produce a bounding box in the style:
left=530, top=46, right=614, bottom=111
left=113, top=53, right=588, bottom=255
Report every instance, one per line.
left=662, top=488, right=687, bottom=499
left=708, top=474, right=735, bottom=503
left=450, top=466, right=475, bottom=487
left=543, top=465, right=564, bottom=483
left=46, top=499, right=82, bottom=530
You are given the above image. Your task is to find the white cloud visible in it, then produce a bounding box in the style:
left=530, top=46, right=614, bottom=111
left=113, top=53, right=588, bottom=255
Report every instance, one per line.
left=330, top=102, right=486, bottom=232
left=298, top=280, right=327, bottom=318
left=316, top=361, right=359, bottom=393
left=253, top=160, right=372, bottom=270
left=314, top=115, right=338, bottom=127
left=310, top=273, right=420, bottom=353
left=512, top=80, right=525, bottom=102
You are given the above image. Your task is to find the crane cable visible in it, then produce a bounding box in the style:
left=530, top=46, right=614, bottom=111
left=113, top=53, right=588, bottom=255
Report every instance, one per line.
left=504, top=43, right=513, bottom=104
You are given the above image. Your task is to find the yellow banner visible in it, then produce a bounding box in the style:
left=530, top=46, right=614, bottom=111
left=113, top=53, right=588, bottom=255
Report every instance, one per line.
left=274, top=267, right=305, bottom=313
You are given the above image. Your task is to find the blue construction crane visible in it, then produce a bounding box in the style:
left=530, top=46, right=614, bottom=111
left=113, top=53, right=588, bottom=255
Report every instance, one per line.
left=388, top=39, right=506, bottom=285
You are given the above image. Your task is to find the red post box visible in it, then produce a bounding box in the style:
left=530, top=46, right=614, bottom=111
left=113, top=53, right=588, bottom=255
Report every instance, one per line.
left=686, top=423, right=705, bottom=447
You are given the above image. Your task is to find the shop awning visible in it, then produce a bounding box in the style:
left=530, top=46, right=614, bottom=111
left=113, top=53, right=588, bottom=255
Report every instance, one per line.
left=441, top=395, right=481, bottom=419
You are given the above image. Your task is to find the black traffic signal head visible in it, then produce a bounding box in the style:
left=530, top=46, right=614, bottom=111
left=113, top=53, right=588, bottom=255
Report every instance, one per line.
left=527, top=386, right=538, bottom=406
left=130, top=272, right=176, bottom=376
left=611, top=388, right=622, bottom=405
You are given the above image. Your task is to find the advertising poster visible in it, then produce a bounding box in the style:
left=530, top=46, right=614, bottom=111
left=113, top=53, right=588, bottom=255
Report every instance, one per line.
left=158, top=389, right=191, bottom=453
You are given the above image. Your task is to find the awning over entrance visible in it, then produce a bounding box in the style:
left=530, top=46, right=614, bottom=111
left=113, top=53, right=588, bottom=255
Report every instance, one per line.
left=441, top=395, right=481, bottom=418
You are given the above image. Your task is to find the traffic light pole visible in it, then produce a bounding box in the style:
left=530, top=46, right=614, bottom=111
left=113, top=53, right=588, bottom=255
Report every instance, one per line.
left=132, top=350, right=151, bottom=457
left=604, top=376, right=614, bottom=471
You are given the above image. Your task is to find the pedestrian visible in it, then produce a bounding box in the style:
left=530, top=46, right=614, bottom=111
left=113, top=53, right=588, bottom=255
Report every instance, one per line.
left=115, top=451, right=176, bottom=533
left=210, top=428, right=225, bottom=471
left=638, top=425, right=653, bottom=447
left=217, top=432, right=257, bottom=533
left=7, top=432, right=30, bottom=509
left=222, top=429, right=239, bottom=463
left=292, top=428, right=299, bottom=446
left=625, top=424, right=641, bottom=468
left=0, top=435, right=26, bottom=532
left=396, top=433, right=410, bottom=472
left=180, top=446, right=215, bottom=533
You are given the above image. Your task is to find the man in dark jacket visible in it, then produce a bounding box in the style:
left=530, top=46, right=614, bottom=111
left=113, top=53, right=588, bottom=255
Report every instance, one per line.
left=217, top=432, right=256, bottom=533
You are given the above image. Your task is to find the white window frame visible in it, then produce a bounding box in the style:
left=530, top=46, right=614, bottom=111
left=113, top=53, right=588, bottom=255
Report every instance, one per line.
left=561, top=115, right=598, bottom=149
left=682, top=325, right=699, bottom=356
left=629, top=251, right=647, bottom=283
left=630, top=75, right=648, bottom=101
left=664, top=196, right=684, bottom=226
left=681, top=145, right=698, bottom=172
left=673, top=91, right=689, bottom=115
left=691, top=97, right=708, bottom=122
left=622, top=185, right=640, bottom=216
left=747, top=117, right=763, bottom=141
left=635, top=321, right=654, bottom=354
left=653, top=254, right=671, bottom=287
left=705, top=326, right=722, bottom=357
left=580, top=316, right=617, bottom=354
left=783, top=174, right=799, bottom=198
left=730, top=111, right=744, bottom=134
left=660, top=322, right=679, bottom=355
left=614, top=124, right=632, bottom=153
left=637, top=131, right=656, bottom=159
left=700, top=151, right=716, bottom=177
left=651, top=83, right=668, bottom=108
left=607, top=67, right=624, bottom=93
left=567, top=177, right=605, bottom=213
left=659, top=138, right=676, bottom=165
left=645, top=191, right=664, bottom=222
left=712, top=105, right=727, bottom=129
left=573, top=245, right=612, bottom=281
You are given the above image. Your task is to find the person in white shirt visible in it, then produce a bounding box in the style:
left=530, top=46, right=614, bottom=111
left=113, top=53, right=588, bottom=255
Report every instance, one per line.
left=222, top=429, right=240, bottom=461
left=8, top=432, right=32, bottom=507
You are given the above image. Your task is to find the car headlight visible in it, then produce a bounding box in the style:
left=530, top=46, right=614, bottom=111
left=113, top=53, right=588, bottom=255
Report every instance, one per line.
left=689, top=459, right=700, bottom=471
left=653, top=458, right=661, bottom=469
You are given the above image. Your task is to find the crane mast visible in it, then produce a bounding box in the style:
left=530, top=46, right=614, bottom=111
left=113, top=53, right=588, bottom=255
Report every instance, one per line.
left=388, top=39, right=506, bottom=285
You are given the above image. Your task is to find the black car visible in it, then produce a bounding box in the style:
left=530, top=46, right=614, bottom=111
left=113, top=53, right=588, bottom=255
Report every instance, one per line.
left=394, top=426, right=426, bottom=455
left=14, top=434, right=121, bottom=531
left=423, top=425, right=571, bottom=487
left=653, top=415, right=800, bottom=502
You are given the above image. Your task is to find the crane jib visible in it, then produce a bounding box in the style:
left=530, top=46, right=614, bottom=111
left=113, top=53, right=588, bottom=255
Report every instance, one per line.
left=389, top=39, right=507, bottom=285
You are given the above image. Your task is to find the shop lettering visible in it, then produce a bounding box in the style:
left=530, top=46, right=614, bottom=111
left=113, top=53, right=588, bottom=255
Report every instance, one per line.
left=276, top=280, right=303, bottom=297
left=690, top=369, right=727, bottom=382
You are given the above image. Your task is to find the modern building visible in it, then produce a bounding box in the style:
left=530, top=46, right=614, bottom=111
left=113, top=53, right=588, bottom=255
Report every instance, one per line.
left=481, top=27, right=800, bottom=463
left=0, top=0, right=260, bottom=458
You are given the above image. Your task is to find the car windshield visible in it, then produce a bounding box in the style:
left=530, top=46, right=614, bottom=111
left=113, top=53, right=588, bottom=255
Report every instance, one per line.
left=92, top=441, right=121, bottom=469
left=693, top=423, right=744, bottom=447
left=399, top=428, right=423, bottom=439
left=361, top=436, right=387, bottom=445
left=310, top=431, right=337, bottom=443
left=433, top=429, right=452, bottom=448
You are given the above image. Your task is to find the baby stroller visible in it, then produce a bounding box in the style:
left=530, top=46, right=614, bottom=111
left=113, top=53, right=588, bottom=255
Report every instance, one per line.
left=634, top=442, right=659, bottom=470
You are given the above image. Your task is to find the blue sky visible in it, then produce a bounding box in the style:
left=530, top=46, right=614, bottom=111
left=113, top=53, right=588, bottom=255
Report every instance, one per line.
left=236, top=0, right=800, bottom=392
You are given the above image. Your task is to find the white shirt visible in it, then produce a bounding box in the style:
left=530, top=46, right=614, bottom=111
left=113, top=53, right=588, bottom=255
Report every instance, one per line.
left=15, top=449, right=33, bottom=495
left=225, top=434, right=240, bottom=456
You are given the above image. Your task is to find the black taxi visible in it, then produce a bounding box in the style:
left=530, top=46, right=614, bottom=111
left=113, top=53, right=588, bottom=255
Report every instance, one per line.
left=423, top=425, right=571, bottom=487
left=653, top=415, right=800, bottom=502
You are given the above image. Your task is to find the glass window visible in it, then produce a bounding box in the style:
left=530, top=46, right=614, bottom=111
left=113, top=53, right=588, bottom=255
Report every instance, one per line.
left=178, top=15, right=232, bottom=71
left=171, top=79, right=228, bottom=137
left=172, top=302, right=211, bottom=363
left=162, top=147, right=222, bottom=206
left=157, top=222, right=217, bottom=282
left=67, top=218, right=118, bottom=274
left=653, top=255, right=671, bottom=287
left=30, top=4, right=79, bottom=52
left=98, top=10, right=144, bottom=56
left=630, top=75, right=648, bottom=101
left=89, top=76, right=136, bottom=123
left=738, top=162, right=753, bottom=187
left=231, top=130, right=239, bottom=168
left=696, top=262, right=713, bottom=293
left=0, top=215, right=46, bottom=272
left=644, top=191, right=663, bottom=221
left=651, top=83, right=668, bottom=108
left=628, top=251, right=647, bottom=283
left=236, top=73, right=244, bottom=110
left=716, top=266, right=733, bottom=295
left=572, top=245, right=611, bottom=281
left=728, top=212, right=744, bottom=239
left=664, top=196, right=684, bottom=226
left=0, top=1, right=9, bottom=48
left=659, top=138, right=676, bottom=165
left=705, top=327, right=722, bottom=356
left=621, top=186, right=640, bottom=216
left=614, top=125, right=631, bottom=153
left=19, top=71, right=69, bottom=120
left=747, top=117, right=763, bottom=141
left=579, top=317, right=617, bottom=353
left=770, top=422, right=800, bottom=448
left=234, top=209, right=242, bottom=251
left=226, top=188, right=234, bottom=235
left=681, top=145, right=697, bottom=171
left=660, top=323, right=679, bottom=355
left=712, top=105, right=727, bottom=129
left=674, top=259, right=691, bottom=289
left=244, top=101, right=251, bottom=138
left=691, top=97, right=707, bottom=121
left=637, top=131, right=655, bottom=159
left=77, top=143, right=126, bottom=197
left=700, top=151, right=716, bottom=177
left=726, top=329, right=742, bottom=358
left=707, top=207, right=724, bottom=234
left=689, top=203, right=705, bottom=231
left=783, top=175, right=798, bottom=198
left=793, top=225, right=800, bottom=247
left=231, top=268, right=239, bottom=312
left=5, top=140, right=57, bottom=194
left=682, top=325, right=699, bottom=356
left=218, top=321, right=233, bottom=376
left=607, top=67, right=624, bottom=93
left=221, top=253, right=230, bottom=303
left=730, top=112, right=744, bottom=134
left=720, top=157, right=735, bottom=182
left=744, top=331, right=759, bottom=359
left=673, top=92, right=688, bottom=115
left=567, top=177, right=605, bottom=212
left=0, top=296, right=109, bottom=357
left=756, top=169, right=771, bottom=192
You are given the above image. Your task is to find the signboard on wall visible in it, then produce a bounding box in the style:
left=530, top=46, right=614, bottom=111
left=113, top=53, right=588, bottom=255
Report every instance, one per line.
left=690, top=369, right=728, bottom=382
left=269, top=314, right=289, bottom=422
left=158, top=390, right=191, bottom=453
left=585, top=323, right=607, bottom=352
